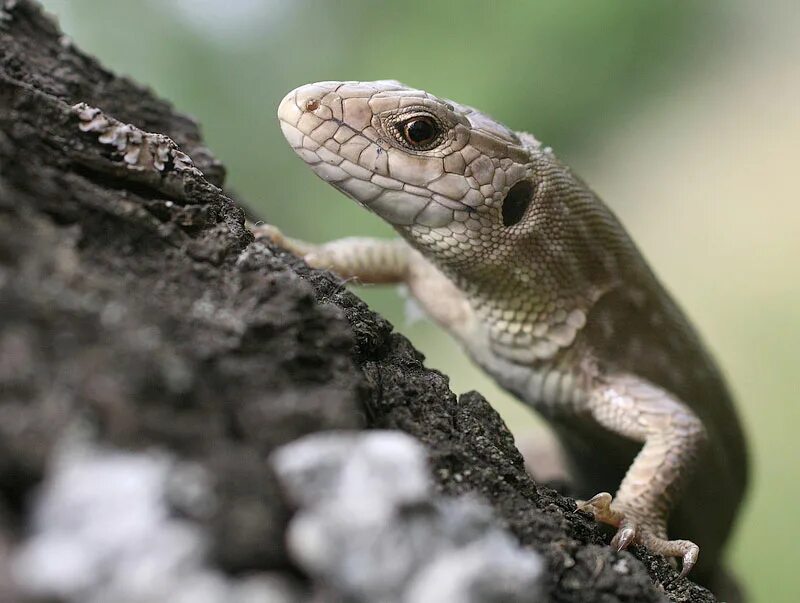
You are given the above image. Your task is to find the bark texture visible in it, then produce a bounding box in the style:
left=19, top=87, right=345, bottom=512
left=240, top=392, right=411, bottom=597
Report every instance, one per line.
left=0, top=1, right=717, bottom=601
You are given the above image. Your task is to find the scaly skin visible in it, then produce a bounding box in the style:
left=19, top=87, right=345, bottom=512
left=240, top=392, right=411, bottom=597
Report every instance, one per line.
left=261, top=80, right=748, bottom=586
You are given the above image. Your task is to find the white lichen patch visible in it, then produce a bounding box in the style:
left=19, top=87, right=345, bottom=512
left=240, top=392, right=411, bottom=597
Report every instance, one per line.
left=73, top=103, right=202, bottom=176
left=12, top=444, right=299, bottom=603
left=0, top=0, right=18, bottom=25
left=271, top=431, right=544, bottom=603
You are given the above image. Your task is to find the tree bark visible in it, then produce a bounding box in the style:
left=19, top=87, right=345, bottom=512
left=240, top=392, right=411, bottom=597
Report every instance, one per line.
left=0, top=1, right=716, bottom=601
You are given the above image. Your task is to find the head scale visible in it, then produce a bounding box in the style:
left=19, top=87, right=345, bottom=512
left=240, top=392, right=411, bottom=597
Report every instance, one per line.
left=277, top=80, right=546, bottom=278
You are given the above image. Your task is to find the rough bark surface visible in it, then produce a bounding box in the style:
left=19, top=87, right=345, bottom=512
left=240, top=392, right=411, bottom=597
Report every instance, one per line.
left=0, top=2, right=717, bottom=602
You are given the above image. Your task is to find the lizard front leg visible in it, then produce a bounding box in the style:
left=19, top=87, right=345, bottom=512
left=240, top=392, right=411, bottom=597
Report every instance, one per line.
left=252, top=224, right=409, bottom=284
left=577, top=374, right=707, bottom=577
left=253, top=223, right=480, bottom=338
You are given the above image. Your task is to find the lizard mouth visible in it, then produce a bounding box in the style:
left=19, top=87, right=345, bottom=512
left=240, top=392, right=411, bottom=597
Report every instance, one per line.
left=277, top=82, right=469, bottom=228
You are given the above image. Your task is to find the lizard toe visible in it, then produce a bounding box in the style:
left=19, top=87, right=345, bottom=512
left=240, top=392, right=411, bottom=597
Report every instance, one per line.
left=638, top=531, right=700, bottom=579
left=575, top=491, right=624, bottom=526
left=611, top=521, right=637, bottom=551
left=251, top=223, right=286, bottom=245
left=577, top=493, right=700, bottom=577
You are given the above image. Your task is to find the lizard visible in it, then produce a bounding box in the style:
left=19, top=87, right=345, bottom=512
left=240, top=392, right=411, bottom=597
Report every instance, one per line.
left=258, top=80, right=748, bottom=590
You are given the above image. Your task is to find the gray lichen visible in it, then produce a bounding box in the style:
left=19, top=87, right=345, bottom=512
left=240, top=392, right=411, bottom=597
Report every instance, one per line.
left=73, top=103, right=202, bottom=176
left=0, top=0, right=16, bottom=26
left=271, top=431, right=544, bottom=603
left=12, top=444, right=304, bottom=603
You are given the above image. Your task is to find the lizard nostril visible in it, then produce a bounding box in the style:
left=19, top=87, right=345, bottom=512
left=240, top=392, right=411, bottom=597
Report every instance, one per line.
left=305, top=99, right=320, bottom=112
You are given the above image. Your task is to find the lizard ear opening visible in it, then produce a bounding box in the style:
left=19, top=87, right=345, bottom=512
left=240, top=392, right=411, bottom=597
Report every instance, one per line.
left=501, top=180, right=534, bottom=227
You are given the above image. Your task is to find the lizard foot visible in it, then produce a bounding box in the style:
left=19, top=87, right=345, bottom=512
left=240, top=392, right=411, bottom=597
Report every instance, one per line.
left=251, top=224, right=319, bottom=262
left=575, top=492, right=699, bottom=578
left=251, top=223, right=287, bottom=246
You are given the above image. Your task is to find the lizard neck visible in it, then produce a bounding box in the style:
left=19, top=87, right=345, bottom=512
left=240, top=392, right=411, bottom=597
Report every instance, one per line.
left=462, top=256, right=592, bottom=359
left=400, top=225, right=596, bottom=362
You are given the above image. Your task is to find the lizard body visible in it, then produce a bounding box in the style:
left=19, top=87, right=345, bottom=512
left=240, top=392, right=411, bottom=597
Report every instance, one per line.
left=264, top=80, right=748, bottom=587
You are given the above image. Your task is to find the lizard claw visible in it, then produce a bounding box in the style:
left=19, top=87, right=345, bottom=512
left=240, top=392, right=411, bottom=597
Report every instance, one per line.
left=678, top=543, right=700, bottom=579
left=575, top=491, right=612, bottom=513
left=611, top=524, right=637, bottom=551
left=577, top=491, right=612, bottom=507
left=251, top=224, right=319, bottom=261
left=577, top=491, right=700, bottom=578
left=574, top=492, right=623, bottom=525
left=251, top=223, right=286, bottom=245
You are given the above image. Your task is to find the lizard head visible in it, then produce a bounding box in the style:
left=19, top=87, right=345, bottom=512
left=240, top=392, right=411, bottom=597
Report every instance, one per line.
left=278, top=81, right=628, bottom=362
left=277, top=80, right=545, bottom=276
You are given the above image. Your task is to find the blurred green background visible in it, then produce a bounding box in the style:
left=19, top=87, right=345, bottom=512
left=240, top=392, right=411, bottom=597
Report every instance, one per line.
left=39, top=1, right=799, bottom=600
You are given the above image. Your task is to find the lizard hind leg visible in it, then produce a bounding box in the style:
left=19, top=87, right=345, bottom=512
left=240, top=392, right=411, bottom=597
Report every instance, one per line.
left=578, top=374, right=707, bottom=578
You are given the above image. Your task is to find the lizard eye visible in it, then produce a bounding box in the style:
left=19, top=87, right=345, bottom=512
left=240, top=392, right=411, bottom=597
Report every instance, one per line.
left=395, top=115, right=442, bottom=150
